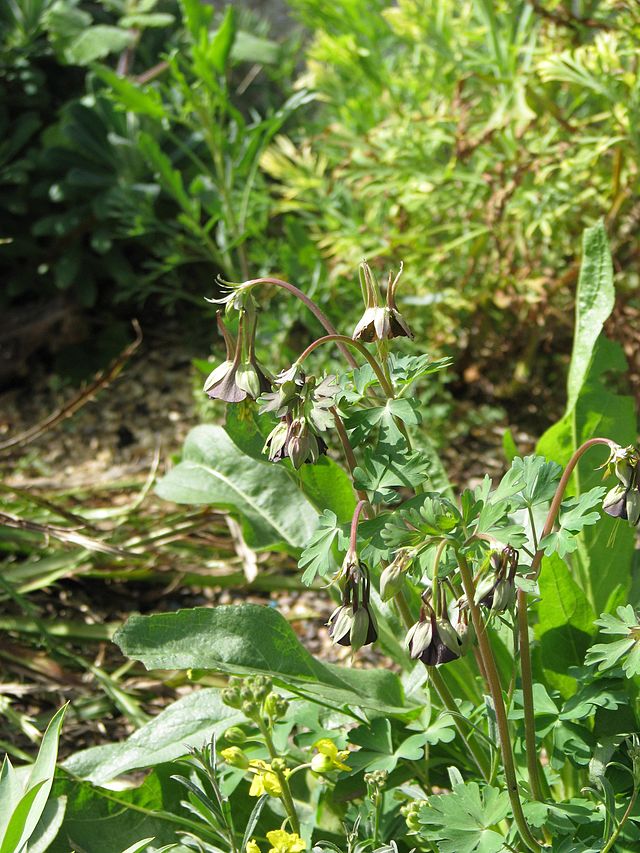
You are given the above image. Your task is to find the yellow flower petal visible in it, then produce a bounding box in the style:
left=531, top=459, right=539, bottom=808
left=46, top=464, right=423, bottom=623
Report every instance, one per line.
left=266, top=829, right=306, bottom=852
left=246, top=840, right=261, bottom=853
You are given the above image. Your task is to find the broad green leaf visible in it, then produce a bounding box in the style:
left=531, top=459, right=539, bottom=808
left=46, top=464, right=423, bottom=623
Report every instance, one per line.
left=1, top=704, right=68, bottom=853
left=417, top=781, right=510, bottom=853
left=63, top=689, right=243, bottom=785
left=115, top=605, right=408, bottom=716
left=0, top=758, right=21, bottom=841
left=118, top=13, right=175, bottom=27
left=354, top=446, right=430, bottom=503
left=209, top=6, right=236, bottom=74
left=28, top=796, right=67, bottom=853
left=347, top=718, right=428, bottom=773
left=0, top=780, right=47, bottom=853
left=48, top=768, right=184, bottom=853
left=537, top=337, right=636, bottom=613
left=65, top=25, right=133, bottom=65
left=156, top=425, right=319, bottom=552
left=534, top=554, right=597, bottom=698
left=566, top=221, right=614, bottom=410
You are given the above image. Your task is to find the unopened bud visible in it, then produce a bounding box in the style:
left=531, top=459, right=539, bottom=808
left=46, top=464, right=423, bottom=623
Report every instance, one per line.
left=220, top=746, right=249, bottom=770
left=221, top=687, right=242, bottom=709
left=264, top=693, right=289, bottom=720
left=242, top=700, right=259, bottom=719
left=380, top=562, right=404, bottom=601
left=224, top=726, right=247, bottom=745
left=270, top=757, right=287, bottom=773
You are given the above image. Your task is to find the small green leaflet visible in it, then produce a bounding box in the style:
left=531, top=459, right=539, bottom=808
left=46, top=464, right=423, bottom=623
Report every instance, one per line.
left=585, top=605, right=640, bottom=678
left=417, top=782, right=510, bottom=853
left=539, top=487, right=606, bottom=558
left=389, top=353, right=453, bottom=386
left=343, top=397, right=421, bottom=446
left=297, top=510, right=348, bottom=585
left=508, top=455, right=562, bottom=508
left=353, top=447, right=430, bottom=503
left=382, top=494, right=461, bottom=549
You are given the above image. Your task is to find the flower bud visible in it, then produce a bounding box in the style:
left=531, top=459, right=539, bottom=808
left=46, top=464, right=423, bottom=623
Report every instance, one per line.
left=221, top=687, right=242, bottom=709
left=350, top=606, right=372, bottom=652
left=270, top=757, right=287, bottom=773
left=242, top=700, right=259, bottom=719
left=380, top=551, right=411, bottom=601
left=264, top=692, right=289, bottom=721
left=220, top=746, right=249, bottom=769
left=224, top=726, right=247, bottom=745
left=310, top=752, right=334, bottom=773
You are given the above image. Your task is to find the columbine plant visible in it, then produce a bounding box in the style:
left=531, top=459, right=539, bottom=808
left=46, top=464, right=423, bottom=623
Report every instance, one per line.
left=193, top=240, right=640, bottom=853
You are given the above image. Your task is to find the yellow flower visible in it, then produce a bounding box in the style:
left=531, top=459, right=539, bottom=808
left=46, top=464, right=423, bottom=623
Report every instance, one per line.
left=246, top=841, right=261, bottom=853
left=310, top=738, right=351, bottom=773
left=248, top=759, right=290, bottom=797
left=266, top=829, right=306, bottom=852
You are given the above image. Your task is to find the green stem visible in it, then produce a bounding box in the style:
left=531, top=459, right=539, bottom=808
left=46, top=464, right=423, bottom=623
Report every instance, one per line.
left=260, top=723, right=300, bottom=835
left=601, top=786, right=639, bottom=853
left=456, top=553, right=541, bottom=852
left=518, top=437, right=616, bottom=802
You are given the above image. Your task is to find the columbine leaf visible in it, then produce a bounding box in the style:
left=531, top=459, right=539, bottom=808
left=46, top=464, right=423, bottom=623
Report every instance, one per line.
left=584, top=609, right=640, bottom=679
left=297, top=510, right=348, bottom=585
left=343, top=397, right=421, bottom=446
left=508, top=455, right=562, bottom=508
left=354, top=447, right=430, bottom=503
left=382, top=494, right=461, bottom=549
left=389, top=353, right=453, bottom=387
left=540, top=487, right=606, bottom=558
left=417, top=782, right=510, bottom=853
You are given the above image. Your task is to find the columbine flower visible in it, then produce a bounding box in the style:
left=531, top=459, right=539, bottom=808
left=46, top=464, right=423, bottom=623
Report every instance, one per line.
left=352, top=261, right=413, bottom=342
left=474, top=547, right=519, bottom=613
left=266, top=829, right=306, bottom=853
left=248, top=759, right=290, bottom=797
left=204, top=311, right=271, bottom=403
left=406, top=604, right=463, bottom=666
left=601, top=445, right=640, bottom=526
left=328, top=557, right=378, bottom=650
left=310, top=738, right=351, bottom=773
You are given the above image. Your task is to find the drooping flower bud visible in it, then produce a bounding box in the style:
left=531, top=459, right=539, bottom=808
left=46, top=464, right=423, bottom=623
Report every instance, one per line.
left=601, top=445, right=640, bottom=526
left=204, top=311, right=271, bottom=403
left=328, top=558, right=378, bottom=650
left=223, top=726, right=247, bottom=745
left=406, top=605, right=462, bottom=666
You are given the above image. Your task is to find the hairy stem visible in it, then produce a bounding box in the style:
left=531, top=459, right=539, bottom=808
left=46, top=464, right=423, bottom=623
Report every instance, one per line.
left=457, top=553, right=541, bottom=852
left=260, top=723, right=300, bottom=835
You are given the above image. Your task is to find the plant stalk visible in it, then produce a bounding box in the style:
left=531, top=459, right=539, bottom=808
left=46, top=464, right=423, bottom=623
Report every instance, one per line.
left=456, top=553, right=541, bottom=852
left=517, top=437, right=616, bottom=802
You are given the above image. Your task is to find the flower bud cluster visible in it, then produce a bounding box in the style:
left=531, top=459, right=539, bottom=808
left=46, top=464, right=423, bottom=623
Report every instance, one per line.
left=328, top=553, right=378, bottom=651
left=221, top=675, right=289, bottom=724
left=261, top=368, right=338, bottom=469
left=401, top=799, right=426, bottom=833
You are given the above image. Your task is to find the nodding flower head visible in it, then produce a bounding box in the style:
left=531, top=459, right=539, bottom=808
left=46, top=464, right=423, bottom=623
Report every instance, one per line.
left=328, top=556, right=377, bottom=651
left=204, top=311, right=271, bottom=403
left=260, top=372, right=337, bottom=468
left=602, top=445, right=640, bottom=526
left=474, top=546, right=519, bottom=613
left=352, top=261, right=413, bottom=343
left=406, top=602, right=463, bottom=667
